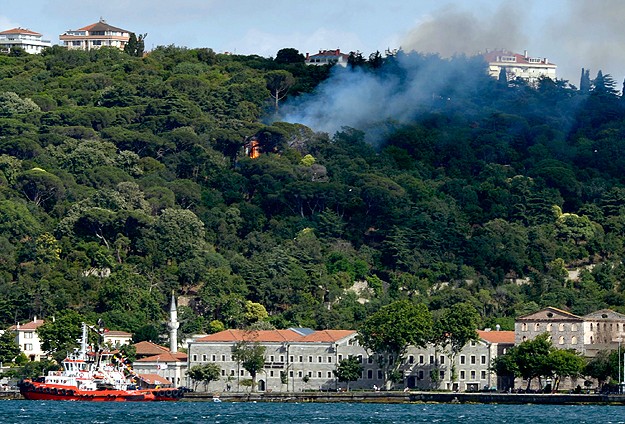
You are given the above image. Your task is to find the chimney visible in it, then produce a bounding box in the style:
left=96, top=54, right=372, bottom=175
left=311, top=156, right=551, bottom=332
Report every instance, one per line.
left=495, top=324, right=501, bottom=331
left=544, top=58, right=549, bottom=64
left=305, top=52, right=309, bottom=60
left=524, top=50, right=528, bottom=58
left=33, top=315, right=37, bottom=322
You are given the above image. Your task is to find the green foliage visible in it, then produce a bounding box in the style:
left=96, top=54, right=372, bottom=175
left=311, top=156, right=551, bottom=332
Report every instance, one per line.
left=36, top=310, right=83, bottom=362
left=0, top=329, right=21, bottom=364
left=232, top=340, right=266, bottom=391
left=187, top=362, right=221, bottom=391
left=333, top=356, right=363, bottom=390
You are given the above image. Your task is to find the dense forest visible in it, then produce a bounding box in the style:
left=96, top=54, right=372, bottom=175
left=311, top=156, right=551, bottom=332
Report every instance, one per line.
left=1, top=45, right=625, bottom=342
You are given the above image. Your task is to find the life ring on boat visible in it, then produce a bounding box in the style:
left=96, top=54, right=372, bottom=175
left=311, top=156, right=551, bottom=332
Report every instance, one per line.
left=43, top=387, right=50, bottom=394
left=67, top=390, right=74, bottom=396
left=51, top=388, right=58, bottom=395
left=59, top=389, right=66, bottom=396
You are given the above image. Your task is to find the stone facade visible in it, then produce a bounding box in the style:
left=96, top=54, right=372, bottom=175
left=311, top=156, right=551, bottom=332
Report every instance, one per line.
left=515, top=307, right=625, bottom=357
left=187, top=328, right=514, bottom=393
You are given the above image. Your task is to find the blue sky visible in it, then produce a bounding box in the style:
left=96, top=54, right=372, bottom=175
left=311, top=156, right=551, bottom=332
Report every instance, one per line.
left=2, top=0, right=624, bottom=85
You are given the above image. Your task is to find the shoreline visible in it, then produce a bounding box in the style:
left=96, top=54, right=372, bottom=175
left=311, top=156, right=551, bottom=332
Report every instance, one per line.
left=183, top=391, right=625, bottom=405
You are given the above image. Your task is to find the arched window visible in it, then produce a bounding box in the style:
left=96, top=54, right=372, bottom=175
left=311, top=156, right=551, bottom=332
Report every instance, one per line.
left=535, top=323, right=540, bottom=331
left=558, top=336, right=565, bottom=345
left=547, top=323, right=552, bottom=331
left=571, top=324, right=577, bottom=331
left=558, top=323, right=565, bottom=331
left=572, top=336, right=578, bottom=344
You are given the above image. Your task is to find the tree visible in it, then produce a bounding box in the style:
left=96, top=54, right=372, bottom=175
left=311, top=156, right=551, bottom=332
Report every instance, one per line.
left=333, top=356, right=363, bottom=391
left=36, top=310, right=83, bottom=363
left=124, top=33, right=147, bottom=57
left=434, top=302, right=480, bottom=382
left=265, top=70, right=295, bottom=112
left=232, top=340, right=266, bottom=391
left=547, top=349, right=586, bottom=391
left=585, top=350, right=618, bottom=389
left=358, top=300, right=432, bottom=389
left=275, top=48, right=305, bottom=64
left=187, top=363, right=221, bottom=391
left=0, top=329, right=20, bottom=364
left=514, top=333, right=553, bottom=390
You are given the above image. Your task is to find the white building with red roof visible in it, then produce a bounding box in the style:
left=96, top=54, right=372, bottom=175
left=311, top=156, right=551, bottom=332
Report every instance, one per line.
left=0, top=28, right=51, bottom=54
left=59, top=18, right=131, bottom=51
left=483, top=49, right=557, bottom=84
left=8, top=317, right=46, bottom=361
left=305, top=49, right=350, bottom=67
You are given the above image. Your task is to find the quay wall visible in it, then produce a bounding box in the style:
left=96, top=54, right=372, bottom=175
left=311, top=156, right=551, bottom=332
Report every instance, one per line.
left=184, top=391, right=625, bottom=405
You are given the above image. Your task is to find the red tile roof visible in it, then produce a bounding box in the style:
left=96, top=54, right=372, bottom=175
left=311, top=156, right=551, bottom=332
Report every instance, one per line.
left=483, top=49, right=556, bottom=66
left=298, top=330, right=356, bottom=343
left=9, top=319, right=45, bottom=331
left=0, top=28, right=42, bottom=36
left=135, top=351, right=187, bottom=363
left=137, top=373, right=171, bottom=386
left=78, top=20, right=128, bottom=33
left=478, top=330, right=515, bottom=344
left=134, top=341, right=169, bottom=356
left=196, top=329, right=305, bottom=343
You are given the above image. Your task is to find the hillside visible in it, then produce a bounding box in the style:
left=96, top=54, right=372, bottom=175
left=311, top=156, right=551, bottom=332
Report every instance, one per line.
left=1, top=46, right=624, bottom=339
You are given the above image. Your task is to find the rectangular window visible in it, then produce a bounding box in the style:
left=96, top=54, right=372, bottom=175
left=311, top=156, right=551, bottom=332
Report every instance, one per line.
left=460, top=370, right=465, bottom=380
left=338, top=354, right=343, bottom=361
left=289, top=356, right=294, bottom=362
left=211, top=355, right=216, bottom=361
left=471, top=370, right=476, bottom=379
left=368, top=356, right=373, bottom=364
left=202, top=354, right=207, bottom=362
left=289, top=371, right=293, bottom=377
left=221, top=355, right=226, bottom=361
left=460, top=355, right=466, bottom=364
left=192, top=354, right=197, bottom=362
left=318, top=356, right=322, bottom=363
left=298, top=371, right=303, bottom=378
left=24, top=343, right=33, bottom=351
left=481, top=371, right=487, bottom=379
left=308, top=371, right=313, bottom=377
left=367, top=369, right=373, bottom=379
left=299, top=356, right=303, bottom=362
left=240, top=370, right=245, bottom=376
left=230, top=370, right=235, bottom=376
left=280, top=356, right=284, bottom=362
left=439, top=356, right=445, bottom=365
left=429, top=355, right=434, bottom=364
left=270, top=356, right=275, bottom=362
left=418, top=370, right=424, bottom=380
left=327, top=372, right=332, bottom=378
left=470, top=355, right=476, bottom=364
left=269, top=371, right=274, bottom=377
left=481, top=355, right=487, bottom=365
left=419, top=355, right=424, bottom=364
left=328, top=356, right=332, bottom=363
left=377, top=370, right=383, bottom=379
left=221, top=370, right=225, bottom=376
left=440, top=370, right=445, bottom=380
left=408, top=355, right=414, bottom=364
left=308, top=356, right=313, bottom=363
left=24, top=332, right=33, bottom=339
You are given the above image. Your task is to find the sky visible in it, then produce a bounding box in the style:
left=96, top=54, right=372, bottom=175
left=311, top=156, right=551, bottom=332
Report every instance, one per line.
left=2, top=0, right=625, bottom=86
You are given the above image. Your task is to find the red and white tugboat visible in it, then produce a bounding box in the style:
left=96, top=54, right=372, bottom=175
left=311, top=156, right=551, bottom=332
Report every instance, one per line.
left=18, top=323, right=182, bottom=402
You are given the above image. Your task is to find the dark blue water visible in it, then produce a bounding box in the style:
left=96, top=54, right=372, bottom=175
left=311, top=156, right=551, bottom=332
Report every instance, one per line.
left=3, top=400, right=624, bottom=424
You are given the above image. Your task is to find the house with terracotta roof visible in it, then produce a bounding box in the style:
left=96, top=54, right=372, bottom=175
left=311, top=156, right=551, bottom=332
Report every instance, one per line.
left=8, top=317, right=46, bottom=361
left=483, top=49, right=557, bottom=85
left=0, top=28, right=51, bottom=54
left=59, top=18, right=131, bottom=51
left=305, top=49, right=350, bottom=67
left=131, top=341, right=188, bottom=388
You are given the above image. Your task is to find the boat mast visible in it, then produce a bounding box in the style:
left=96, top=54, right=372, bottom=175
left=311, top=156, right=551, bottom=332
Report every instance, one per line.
left=80, top=322, right=88, bottom=360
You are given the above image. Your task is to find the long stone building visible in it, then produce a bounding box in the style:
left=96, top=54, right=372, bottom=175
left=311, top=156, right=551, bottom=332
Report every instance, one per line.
left=186, top=327, right=514, bottom=392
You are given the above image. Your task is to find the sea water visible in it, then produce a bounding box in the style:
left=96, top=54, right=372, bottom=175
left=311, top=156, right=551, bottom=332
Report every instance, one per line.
left=4, top=400, right=624, bottom=424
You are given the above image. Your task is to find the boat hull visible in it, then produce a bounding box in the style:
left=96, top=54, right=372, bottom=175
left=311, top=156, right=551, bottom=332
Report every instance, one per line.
left=18, top=380, right=182, bottom=402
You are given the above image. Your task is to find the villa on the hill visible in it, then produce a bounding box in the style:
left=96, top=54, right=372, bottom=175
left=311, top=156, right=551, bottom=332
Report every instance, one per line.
left=59, top=18, right=131, bottom=51
left=0, top=28, right=51, bottom=54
